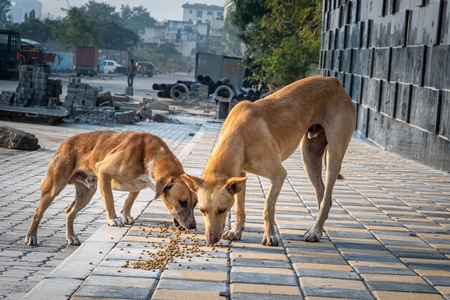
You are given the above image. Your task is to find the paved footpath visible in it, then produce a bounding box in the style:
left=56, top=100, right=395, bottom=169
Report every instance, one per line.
left=1, top=120, right=450, bottom=299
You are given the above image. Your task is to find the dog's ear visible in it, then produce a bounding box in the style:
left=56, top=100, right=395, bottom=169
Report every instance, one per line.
left=154, top=177, right=173, bottom=200
left=224, top=177, right=247, bottom=195
left=181, top=174, right=202, bottom=193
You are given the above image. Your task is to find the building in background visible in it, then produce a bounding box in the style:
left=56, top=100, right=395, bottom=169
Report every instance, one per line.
left=182, top=3, right=223, bottom=23
left=9, top=0, right=42, bottom=23
left=140, top=2, right=227, bottom=59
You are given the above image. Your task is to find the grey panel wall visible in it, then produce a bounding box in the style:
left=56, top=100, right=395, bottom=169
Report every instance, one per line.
left=320, top=0, right=450, bottom=171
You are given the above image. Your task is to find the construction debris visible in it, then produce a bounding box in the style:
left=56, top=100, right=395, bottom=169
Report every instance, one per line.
left=0, top=126, right=40, bottom=150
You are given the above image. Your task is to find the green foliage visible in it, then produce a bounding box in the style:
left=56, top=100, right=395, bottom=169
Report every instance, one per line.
left=230, top=0, right=322, bottom=88
left=95, top=20, right=140, bottom=51
left=53, top=7, right=95, bottom=48
left=51, top=4, right=140, bottom=50
left=0, top=0, right=12, bottom=29
left=7, top=17, right=54, bottom=44
left=83, top=0, right=118, bottom=21
left=119, top=5, right=156, bottom=35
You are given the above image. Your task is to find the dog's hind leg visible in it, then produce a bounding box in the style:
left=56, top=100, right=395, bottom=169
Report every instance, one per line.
left=120, top=191, right=140, bottom=225
left=25, top=162, right=71, bottom=246
left=305, top=132, right=349, bottom=242
left=65, top=183, right=97, bottom=245
left=300, top=132, right=328, bottom=242
left=222, top=172, right=246, bottom=241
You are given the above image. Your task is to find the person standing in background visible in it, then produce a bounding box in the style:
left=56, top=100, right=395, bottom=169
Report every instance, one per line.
left=127, top=59, right=137, bottom=87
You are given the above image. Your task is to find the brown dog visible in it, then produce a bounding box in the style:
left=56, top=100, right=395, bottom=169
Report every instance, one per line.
left=181, top=76, right=356, bottom=246
left=25, top=130, right=197, bottom=246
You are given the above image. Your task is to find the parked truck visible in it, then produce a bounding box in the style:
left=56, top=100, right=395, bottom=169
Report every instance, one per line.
left=0, top=29, right=21, bottom=79
left=75, top=46, right=99, bottom=77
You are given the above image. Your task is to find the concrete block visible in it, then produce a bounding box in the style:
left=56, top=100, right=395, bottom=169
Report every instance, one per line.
left=396, top=83, right=412, bottom=122
left=125, top=87, right=133, bottom=96
left=144, top=102, right=170, bottom=111
left=112, top=94, right=127, bottom=102
left=372, top=48, right=391, bottom=80
left=115, top=110, right=135, bottom=124
left=409, top=86, right=440, bottom=133
left=351, top=74, right=362, bottom=103
left=380, top=81, right=397, bottom=117
left=440, top=91, right=450, bottom=139
left=361, top=78, right=381, bottom=110
left=356, top=104, right=369, bottom=137
left=424, top=45, right=449, bottom=89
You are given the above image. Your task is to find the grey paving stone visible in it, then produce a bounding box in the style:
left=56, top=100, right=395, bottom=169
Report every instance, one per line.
left=231, top=295, right=304, bottom=300
left=155, top=279, right=226, bottom=292
left=22, top=278, right=84, bottom=300
left=230, top=271, right=298, bottom=286
left=365, top=281, right=439, bottom=293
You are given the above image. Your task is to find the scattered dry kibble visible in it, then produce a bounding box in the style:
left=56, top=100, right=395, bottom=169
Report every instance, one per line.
left=131, top=222, right=209, bottom=272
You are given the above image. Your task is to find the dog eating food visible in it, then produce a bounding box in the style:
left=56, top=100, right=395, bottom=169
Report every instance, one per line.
left=25, top=130, right=197, bottom=246
left=182, top=76, right=356, bottom=246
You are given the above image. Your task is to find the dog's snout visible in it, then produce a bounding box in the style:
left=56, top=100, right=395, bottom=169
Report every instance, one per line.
left=186, top=222, right=196, bottom=230
left=207, top=235, right=220, bottom=245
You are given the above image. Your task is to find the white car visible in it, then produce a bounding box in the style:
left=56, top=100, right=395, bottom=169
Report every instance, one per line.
left=102, top=60, right=122, bottom=73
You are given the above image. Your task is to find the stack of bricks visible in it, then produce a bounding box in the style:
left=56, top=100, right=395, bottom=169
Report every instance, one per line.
left=64, top=77, right=99, bottom=107
left=0, top=91, right=15, bottom=105
left=14, top=65, right=62, bottom=106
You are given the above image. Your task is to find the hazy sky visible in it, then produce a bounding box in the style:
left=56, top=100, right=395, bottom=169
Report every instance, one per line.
left=41, top=0, right=227, bottom=21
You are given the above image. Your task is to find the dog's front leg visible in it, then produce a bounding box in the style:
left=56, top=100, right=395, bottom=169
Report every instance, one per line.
left=120, top=191, right=140, bottom=225
left=97, top=173, right=124, bottom=227
left=262, top=171, right=286, bottom=246
left=222, top=175, right=246, bottom=241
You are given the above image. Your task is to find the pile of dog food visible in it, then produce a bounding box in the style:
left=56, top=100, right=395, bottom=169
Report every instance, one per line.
left=121, top=222, right=225, bottom=272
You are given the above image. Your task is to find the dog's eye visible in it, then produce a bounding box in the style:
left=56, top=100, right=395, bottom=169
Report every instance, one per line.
left=199, top=207, right=206, bottom=214
left=179, top=199, right=187, bottom=207
left=218, top=207, right=227, bottom=214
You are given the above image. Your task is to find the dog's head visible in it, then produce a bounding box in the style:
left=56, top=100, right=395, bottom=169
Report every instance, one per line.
left=181, top=174, right=247, bottom=244
left=154, top=176, right=198, bottom=230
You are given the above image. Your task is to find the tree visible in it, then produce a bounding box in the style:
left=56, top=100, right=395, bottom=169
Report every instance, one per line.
left=0, top=0, right=12, bottom=29
left=119, top=5, right=156, bottom=35
left=7, top=17, right=53, bottom=44
left=52, top=5, right=140, bottom=50
left=83, top=0, right=119, bottom=21
left=230, top=0, right=322, bottom=88
left=52, top=7, right=96, bottom=48
left=95, top=20, right=139, bottom=51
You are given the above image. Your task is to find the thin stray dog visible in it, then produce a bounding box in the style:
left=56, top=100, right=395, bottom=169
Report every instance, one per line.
left=181, top=76, right=356, bottom=246
left=25, top=130, right=197, bottom=246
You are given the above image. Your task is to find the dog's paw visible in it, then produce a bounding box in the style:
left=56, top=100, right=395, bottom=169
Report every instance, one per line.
left=108, top=218, right=125, bottom=227
left=304, top=228, right=322, bottom=242
left=121, top=214, right=135, bottom=225
left=25, top=235, right=38, bottom=246
left=222, top=229, right=242, bottom=241
left=261, top=235, right=279, bottom=246
left=66, top=234, right=81, bottom=246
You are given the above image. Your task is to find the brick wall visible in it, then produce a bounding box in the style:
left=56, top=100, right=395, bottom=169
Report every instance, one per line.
left=319, top=0, right=450, bottom=171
